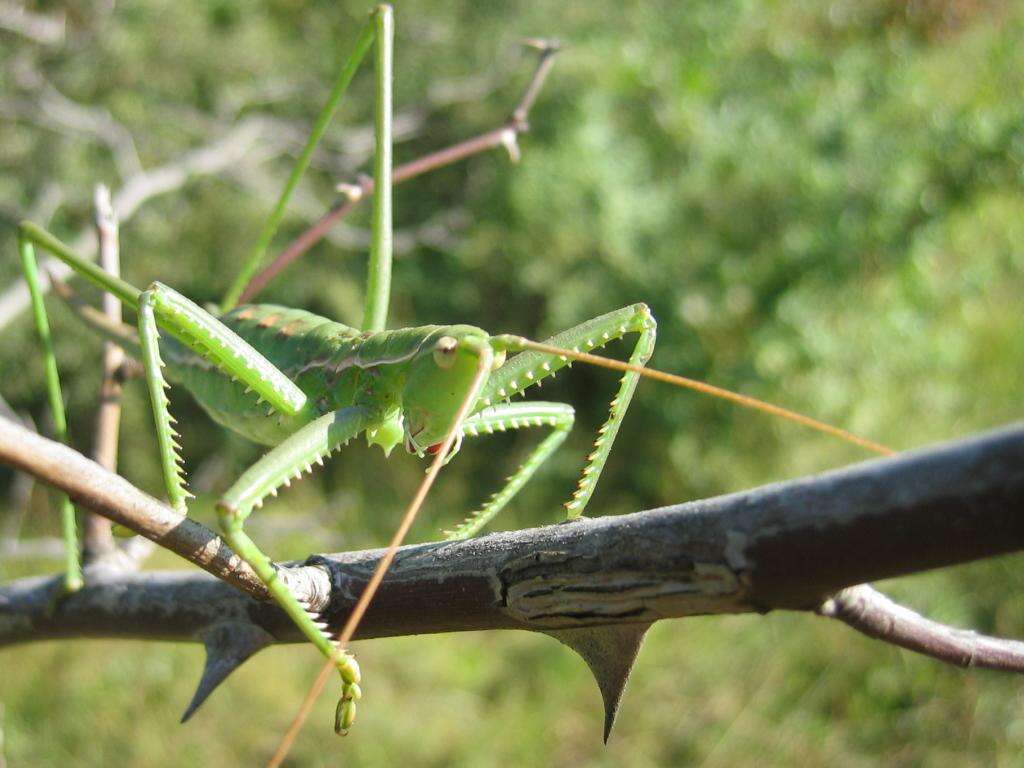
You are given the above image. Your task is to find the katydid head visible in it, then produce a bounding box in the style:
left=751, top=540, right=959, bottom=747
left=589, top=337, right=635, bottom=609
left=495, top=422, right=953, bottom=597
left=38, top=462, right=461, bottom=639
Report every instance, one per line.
left=401, top=326, right=501, bottom=454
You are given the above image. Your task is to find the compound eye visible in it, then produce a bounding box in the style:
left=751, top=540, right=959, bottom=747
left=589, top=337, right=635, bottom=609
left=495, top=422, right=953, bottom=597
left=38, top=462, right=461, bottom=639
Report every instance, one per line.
left=433, top=336, right=458, bottom=368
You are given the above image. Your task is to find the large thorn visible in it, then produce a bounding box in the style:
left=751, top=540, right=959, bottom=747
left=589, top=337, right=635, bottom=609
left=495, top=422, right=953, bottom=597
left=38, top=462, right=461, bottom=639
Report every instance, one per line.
left=180, top=621, right=274, bottom=723
left=545, top=622, right=651, bottom=743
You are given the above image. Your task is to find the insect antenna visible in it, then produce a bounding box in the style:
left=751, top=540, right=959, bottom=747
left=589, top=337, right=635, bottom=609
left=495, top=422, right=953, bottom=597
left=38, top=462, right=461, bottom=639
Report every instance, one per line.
left=267, top=346, right=495, bottom=768
left=496, top=335, right=894, bottom=457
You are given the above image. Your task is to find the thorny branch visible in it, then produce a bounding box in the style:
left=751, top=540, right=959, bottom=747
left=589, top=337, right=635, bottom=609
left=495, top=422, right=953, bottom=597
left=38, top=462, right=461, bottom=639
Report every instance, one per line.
left=235, top=39, right=563, bottom=304
left=2, top=420, right=1023, bottom=680
left=0, top=415, right=270, bottom=598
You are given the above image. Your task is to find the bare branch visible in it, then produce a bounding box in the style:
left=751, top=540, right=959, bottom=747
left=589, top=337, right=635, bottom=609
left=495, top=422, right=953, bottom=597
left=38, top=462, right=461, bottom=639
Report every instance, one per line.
left=820, top=584, right=1024, bottom=673
left=82, top=185, right=123, bottom=563
left=0, top=118, right=270, bottom=330
left=0, top=536, right=64, bottom=561
left=35, top=85, right=143, bottom=178
left=0, top=2, right=65, bottom=45
left=2, top=422, right=1022, bottom=663
left=237, top=39, right=562, bottom=304
left=513, top=39, right=562, bottom=124
left=0, top=415, right=268, bottom=598
left=0, top=75, right=141, bottom=179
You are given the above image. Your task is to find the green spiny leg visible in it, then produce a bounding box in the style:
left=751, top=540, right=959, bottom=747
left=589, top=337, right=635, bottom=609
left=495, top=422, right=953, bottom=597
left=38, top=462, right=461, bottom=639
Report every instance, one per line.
left=216, top=408, right=369, bottom=731
left=137, top=282, right=366, bottom=725
left=220, top=5, right=393, bottom=316
left=443, top=401, right=575, bottom=540
left=133, top=280, right=314, bottom=504
left=488, top=303, right=657, bottom=517
left=146, top=282, right=310, bottom=417
left=219, top=14, right=376, bottom=311
left=136, top=290, right=191, bottom=512
left=18, top=233, right=82, bottom=592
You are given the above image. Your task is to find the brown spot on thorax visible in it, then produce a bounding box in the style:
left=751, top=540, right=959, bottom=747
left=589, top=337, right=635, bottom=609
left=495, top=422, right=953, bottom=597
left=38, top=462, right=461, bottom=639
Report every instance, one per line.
left=257, top=313, right=281, bottom=328
left=277, top=320, right=306, bottom=337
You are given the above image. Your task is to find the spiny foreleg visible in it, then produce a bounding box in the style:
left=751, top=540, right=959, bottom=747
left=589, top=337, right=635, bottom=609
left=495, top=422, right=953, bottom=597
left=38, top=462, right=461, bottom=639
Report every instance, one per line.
left=133, top=281, right=315, bottom=506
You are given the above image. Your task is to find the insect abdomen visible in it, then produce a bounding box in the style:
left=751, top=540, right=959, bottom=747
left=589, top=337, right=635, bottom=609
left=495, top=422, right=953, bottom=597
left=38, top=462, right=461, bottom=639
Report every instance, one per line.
left=164, top=304, right=363, bottom=444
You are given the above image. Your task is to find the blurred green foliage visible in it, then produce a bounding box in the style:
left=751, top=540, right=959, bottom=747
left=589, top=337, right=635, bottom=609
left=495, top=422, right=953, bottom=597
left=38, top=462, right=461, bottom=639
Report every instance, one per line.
left=1, top=0, right=1023, bottom=765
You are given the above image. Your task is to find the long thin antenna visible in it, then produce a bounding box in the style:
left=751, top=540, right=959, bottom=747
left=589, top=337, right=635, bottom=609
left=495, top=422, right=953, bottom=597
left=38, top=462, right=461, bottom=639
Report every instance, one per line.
left=497, top=335, right=894, bottom=457
left=266, top=345, right=494, bottom=768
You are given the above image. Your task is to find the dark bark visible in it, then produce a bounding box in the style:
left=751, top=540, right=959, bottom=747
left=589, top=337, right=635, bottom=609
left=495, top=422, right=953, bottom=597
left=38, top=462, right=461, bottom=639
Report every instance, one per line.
left=3, top=422, right=1022, bottom=648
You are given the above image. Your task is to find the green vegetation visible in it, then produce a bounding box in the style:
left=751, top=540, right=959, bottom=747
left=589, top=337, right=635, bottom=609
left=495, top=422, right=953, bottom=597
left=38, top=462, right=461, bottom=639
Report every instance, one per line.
left=2, top=1, right=1023, bottom=764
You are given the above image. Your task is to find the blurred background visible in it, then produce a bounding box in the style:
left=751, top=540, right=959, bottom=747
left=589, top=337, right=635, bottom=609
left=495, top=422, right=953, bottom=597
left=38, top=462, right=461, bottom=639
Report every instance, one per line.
left=1, top=0, right=1023, bottom=764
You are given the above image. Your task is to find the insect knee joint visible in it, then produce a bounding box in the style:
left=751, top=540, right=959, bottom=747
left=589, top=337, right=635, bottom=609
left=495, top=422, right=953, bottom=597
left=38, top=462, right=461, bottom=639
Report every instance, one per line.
left=215, top=500, right=246, bottom=531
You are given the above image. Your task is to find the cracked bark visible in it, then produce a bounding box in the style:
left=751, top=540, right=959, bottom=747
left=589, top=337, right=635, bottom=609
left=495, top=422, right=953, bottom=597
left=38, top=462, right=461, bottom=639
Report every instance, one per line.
left=2, top=422, right=1022, bottom=648
left=3, top=418, right=1023, bottom=733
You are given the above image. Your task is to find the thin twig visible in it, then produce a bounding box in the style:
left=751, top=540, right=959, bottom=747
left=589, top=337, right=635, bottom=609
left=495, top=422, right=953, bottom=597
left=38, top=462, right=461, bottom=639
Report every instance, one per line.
left=0, top=536, right=65, bottom=561
left=820, top=584, right=1024, bottom=673
left=0, top=117, right=270, bottom=330
left=236, top=39, right=562, bottom=304
left=35, top=85, right=142, bottom=178
left=0, top=415, right=267, bottom=598
left=0, top=2, right=65, bottom=45
left=82, top=185, right=121, bottom=563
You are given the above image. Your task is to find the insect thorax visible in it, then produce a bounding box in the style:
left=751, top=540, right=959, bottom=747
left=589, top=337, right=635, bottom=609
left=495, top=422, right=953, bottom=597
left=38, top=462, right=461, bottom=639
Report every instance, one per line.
left=162, top=304, right=469, bottom=447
